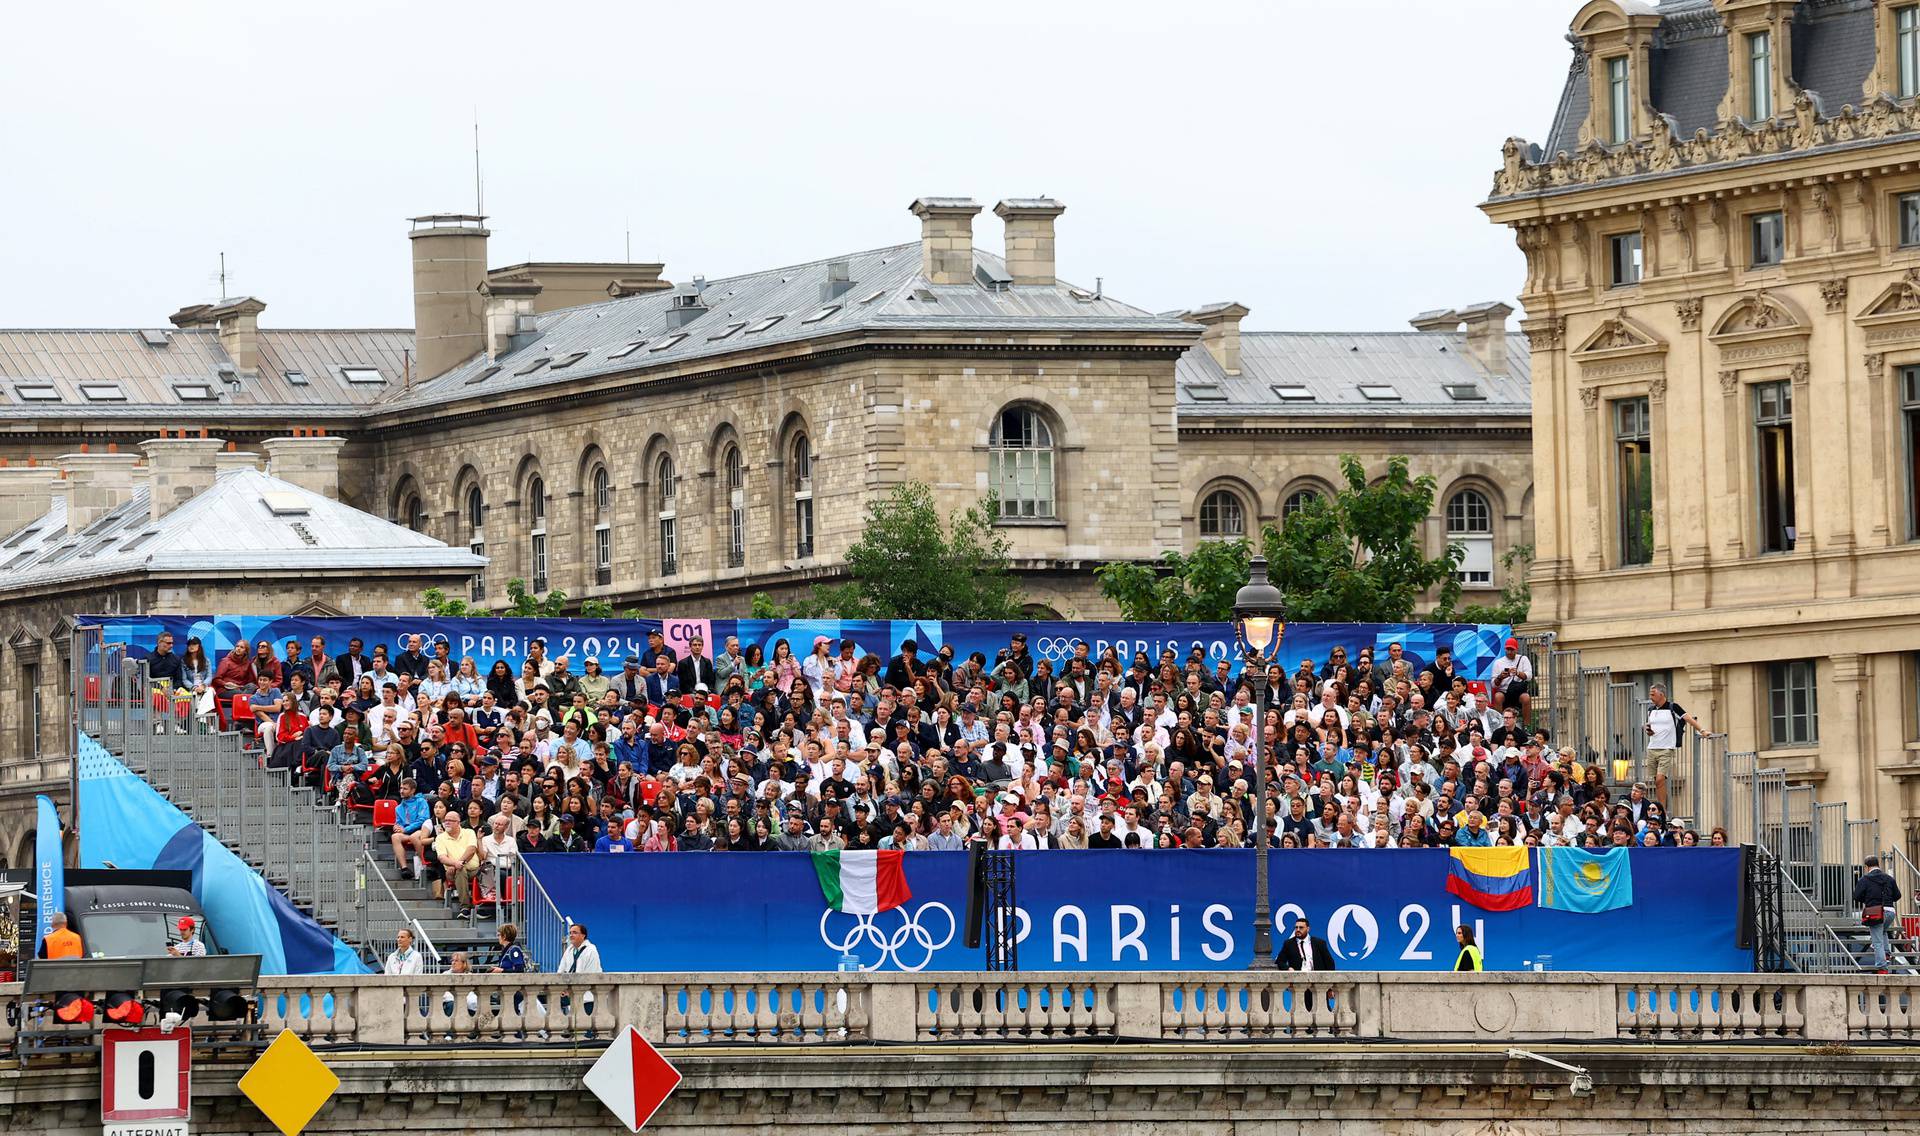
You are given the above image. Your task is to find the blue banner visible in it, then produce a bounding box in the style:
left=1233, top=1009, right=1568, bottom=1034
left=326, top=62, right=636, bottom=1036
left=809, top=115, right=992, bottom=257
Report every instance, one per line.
left=84, top=615, right=1514, bottom=682
left=522, top=848, right=1748, bottom=974
left=34, top=794, right=63, bottom=948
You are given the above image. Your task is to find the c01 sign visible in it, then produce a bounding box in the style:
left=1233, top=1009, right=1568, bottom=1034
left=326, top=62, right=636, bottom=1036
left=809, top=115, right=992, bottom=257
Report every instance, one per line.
left=104, top=1123, right=189, bottom=1136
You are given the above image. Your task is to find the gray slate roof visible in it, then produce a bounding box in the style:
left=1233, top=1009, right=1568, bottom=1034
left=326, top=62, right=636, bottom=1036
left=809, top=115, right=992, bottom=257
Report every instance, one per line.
left=0, top=326, right=415, bottom=419
left=1541, top=0, right=1876, bottom=159
left=1175, top=331, right=1531, bottom=417
left=0, top=468, right=483, bottom=594
left=382, top=243, right=1192, bottom=410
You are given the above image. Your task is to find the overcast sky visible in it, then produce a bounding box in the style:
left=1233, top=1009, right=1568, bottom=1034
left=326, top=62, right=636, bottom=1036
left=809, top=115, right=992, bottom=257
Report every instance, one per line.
left=0, top=1, right=1574, bottom=333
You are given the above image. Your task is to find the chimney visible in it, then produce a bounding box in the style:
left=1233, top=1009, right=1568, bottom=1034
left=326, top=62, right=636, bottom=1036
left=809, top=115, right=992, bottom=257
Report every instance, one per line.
left=141, top=437, right=225, bottom=521
left=0, top=465, right=61, bottom=538
left=170, top=297, right=267, bottom=373
left=479, top=278, right=543, bottom=360
left=820, top=258, right=854, bottom=303
left=215, top=448, right=262, bottom=475
left=262, top=436, right=348, bottom=501
left=994, top=198, right=1066, bottom=286
left=57, top=452, right=142, bottom=535
left=409, top=214, right=491, bottom=380
left=1407, top=308, right=1460, bottom=332
left=909, top=197, right=982, bottom=285
left=487, top=262, right=671, bottom=310
left=1185, top=302, right=1250, bottom=376
left=1455, top=301, right=1515, bottom=377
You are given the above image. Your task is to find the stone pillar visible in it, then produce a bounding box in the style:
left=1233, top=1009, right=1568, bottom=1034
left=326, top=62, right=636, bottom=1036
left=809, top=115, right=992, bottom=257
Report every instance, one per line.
left=56, top=453, right=141, bottom=535
left=262, top=436, right=349, bottom=501
left=1827, top=652, right=1874, bottom=824
left=479, top=277, right=542, bottom=361
left=1185, top=303, right=1249, bottom=376
left=909, top=197, right=982, bottom=285
left=0, top=465, right=61, bottom=536
left=410, top=214, right=491, bottom=381
left=869, top=980, right=918, bottom=1043
left=215, top=449, right=262, bottom=474
left=140, top=437, right=225, bottom=521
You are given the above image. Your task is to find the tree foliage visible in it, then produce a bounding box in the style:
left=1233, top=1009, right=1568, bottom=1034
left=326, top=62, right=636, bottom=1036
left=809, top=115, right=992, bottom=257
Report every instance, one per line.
left=757, top=481, right=1025, bottom=620
left=1437, top=543, right=1533, bottom=627
left=422, top=577, right=569, bottom=619
left=1098, top=454, right=1464, bottom=623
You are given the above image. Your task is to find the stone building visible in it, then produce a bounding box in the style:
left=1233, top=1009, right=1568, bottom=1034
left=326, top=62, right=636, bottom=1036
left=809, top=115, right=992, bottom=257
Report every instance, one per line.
left=0, top=200, right=1535, bottom=623
left=1484, top=0, right=1920, bottom=848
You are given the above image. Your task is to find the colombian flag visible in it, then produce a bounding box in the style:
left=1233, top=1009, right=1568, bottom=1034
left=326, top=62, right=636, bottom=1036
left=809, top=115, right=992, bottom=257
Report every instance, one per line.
left=1445, top=847, right=1534, bottom=911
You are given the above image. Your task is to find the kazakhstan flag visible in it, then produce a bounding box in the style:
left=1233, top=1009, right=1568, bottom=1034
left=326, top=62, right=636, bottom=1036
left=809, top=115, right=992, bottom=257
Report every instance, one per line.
left=1537, top=846, right=1634, bottom=914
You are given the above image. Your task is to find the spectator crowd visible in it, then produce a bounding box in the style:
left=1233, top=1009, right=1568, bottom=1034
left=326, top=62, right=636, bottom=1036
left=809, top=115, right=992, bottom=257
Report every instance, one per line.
left=143, top=627, right=1719, bottom=910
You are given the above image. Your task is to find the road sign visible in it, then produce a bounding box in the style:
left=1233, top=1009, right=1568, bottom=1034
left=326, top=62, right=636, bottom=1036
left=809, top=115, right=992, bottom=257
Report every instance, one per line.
left=238, top=1030, right=339, bottom=1136
left=583, top=1025, right=682, bottom=1132
left=104, top=1124, right=188, bottom=1136
left=102, top=1027, right=190, bottom=1123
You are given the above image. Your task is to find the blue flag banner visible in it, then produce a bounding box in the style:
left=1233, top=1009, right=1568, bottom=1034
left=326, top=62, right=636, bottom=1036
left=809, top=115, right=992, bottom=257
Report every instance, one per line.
left=76, top=735, right=368, bottom=975
left=1538, top=846, right=1635, bottom=914
left=85, top=615, right=1516, bottom=683
left=522, top=847, right=1744, bottom=974
left=34, top=794, right=64, bottom=947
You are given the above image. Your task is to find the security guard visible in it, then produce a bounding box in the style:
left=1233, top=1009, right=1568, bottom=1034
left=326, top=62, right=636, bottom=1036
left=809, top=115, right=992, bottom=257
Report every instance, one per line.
left=37, top=912, right=82, bottom=960
left=1454, top=924, right=1484, bottom=971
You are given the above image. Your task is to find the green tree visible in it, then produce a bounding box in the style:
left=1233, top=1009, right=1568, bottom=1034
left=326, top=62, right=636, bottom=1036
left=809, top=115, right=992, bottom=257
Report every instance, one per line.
left=425, top=577, right=567, bottom=619
left=578, top=599, right=614, bottom=618
left=1097, top=454, right=1464, bottom=623
left=760, top=481, right=1024, bottom=619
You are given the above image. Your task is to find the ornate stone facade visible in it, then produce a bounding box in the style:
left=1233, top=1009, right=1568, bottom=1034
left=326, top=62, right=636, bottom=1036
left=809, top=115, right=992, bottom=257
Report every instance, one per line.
left=1485, top=1, right=1920, bottom=847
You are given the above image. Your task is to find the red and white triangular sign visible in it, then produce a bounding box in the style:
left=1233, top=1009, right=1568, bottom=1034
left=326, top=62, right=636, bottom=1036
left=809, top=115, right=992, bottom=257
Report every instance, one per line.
left=584, top=1024, right=682, bottom=1132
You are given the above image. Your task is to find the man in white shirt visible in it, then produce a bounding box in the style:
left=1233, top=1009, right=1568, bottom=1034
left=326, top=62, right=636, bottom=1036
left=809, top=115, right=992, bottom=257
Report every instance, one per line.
left=1488, top=637, right=1534, bottom=722
left=558, top=923, right=602, bottom=974
left=385, top=928, right=425, bottom=975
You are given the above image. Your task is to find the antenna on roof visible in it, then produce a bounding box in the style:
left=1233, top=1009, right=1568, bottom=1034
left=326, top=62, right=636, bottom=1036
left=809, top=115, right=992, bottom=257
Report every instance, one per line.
left=473, top=108, right=484, bottom=216
left=625, top=218, right=631, bottom=262
left=206, top=252, right=234, bottom=302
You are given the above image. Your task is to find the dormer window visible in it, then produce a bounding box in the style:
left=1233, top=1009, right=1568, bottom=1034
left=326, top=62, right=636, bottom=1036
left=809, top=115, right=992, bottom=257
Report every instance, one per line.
left=1747, top=32, right=1773, bottom=120
left=1606, top=56, right=1631, bottom=144
left=1901, top=6, right=1920, bottom=99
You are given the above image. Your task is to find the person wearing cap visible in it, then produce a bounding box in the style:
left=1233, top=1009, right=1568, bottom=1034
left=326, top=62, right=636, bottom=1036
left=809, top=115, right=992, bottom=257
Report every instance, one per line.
left=578, top=657, right=612, bottom=705
left=1489, top=638, right=1533, bottom=722
left=167, top=916, right=207, bottom=957
left=551, top=813, right=591, bottom=853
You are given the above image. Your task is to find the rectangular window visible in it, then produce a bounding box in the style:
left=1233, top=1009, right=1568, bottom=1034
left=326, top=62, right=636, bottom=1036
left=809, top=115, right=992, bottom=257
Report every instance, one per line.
left=659, top=518, right=677, bottom=575
left=1750, top=211, right=1785, bottom=267
left=1615, top=396, right=1654, bottom=566
left=1747, top=32, right=1772, bottom=120
left=1904, top=367, right=1920, bottom=539
left=1609, top=232, right=1643, bottom=287
left=594, top=524, right=612, bottom=586
left=1902, top=6, right=1920, bottom=99
left=1607, top=56, right=1631, bottom=144
left=531, top=534, right=548, bottom=593
left=1902, top=192, right=1920, bottom=248
left=469, top=536, right=485, bottom=603
left=1768, top=659, right=1819, bottom=747
left=22, top=662, right=40, bottom=757
left=1755, top=380, right=1797, bottom=553
left=729, top=495, right=746, bottom=569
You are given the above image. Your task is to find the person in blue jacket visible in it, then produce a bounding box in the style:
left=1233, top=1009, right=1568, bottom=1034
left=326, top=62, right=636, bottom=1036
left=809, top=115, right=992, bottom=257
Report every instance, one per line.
left=389, top=778, right=432, bottom=878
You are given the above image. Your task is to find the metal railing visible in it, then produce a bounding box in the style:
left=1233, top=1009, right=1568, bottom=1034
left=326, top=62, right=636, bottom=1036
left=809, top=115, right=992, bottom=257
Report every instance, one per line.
left=521, top=862, right=567, bottom=974
left=360, top=849, right=442, bottom=973
left=1769, top=843, right=1857, bottom=973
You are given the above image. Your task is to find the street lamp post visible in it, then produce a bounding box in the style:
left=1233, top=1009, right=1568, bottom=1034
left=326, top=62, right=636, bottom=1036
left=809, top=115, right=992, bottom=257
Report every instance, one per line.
left=1234, top=554, right=1286, bottom=971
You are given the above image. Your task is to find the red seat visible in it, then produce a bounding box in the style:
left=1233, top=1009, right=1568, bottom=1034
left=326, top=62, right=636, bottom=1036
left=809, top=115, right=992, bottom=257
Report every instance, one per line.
left=372, top=798, right=398, bottom=827
left=232, top=695, right=256, bottom=722
left=1466, top=680, right=1489, bottom=697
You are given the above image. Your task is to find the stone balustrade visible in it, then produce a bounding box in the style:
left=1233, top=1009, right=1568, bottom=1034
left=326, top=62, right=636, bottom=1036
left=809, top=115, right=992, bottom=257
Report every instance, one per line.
left=5, top=972, right=1917, bottom=1053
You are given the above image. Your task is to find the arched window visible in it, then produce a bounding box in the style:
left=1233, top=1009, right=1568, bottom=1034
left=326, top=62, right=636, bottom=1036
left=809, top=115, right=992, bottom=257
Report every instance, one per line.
left=465, top=485, right=486, bottom=602
left=791, top=434, right=814, bottom=558
left=528, top=476, right=549, bottom=593
left=656, top=455, right=678, bottom=576
left=1198, top=489, right=1246, bottom=539
left=989, top=405, right=1055, bottom=519
left=406, top=496, right=428, bottom=533
left=724, top=444, right=746, bottom=568
left=1446, top=488, right=1494, bottom=586
left=1282, top=488, right=1322, bottom=522
left=591, top=466, right=612, bottom=586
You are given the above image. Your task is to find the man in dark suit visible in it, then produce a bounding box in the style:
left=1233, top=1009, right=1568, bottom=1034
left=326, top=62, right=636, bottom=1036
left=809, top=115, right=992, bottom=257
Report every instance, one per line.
left=1275, top=917, right=1337, bottom=971
left=676, top=636, right=718, bottom=695
left=643, top=656, right=679, bottom=710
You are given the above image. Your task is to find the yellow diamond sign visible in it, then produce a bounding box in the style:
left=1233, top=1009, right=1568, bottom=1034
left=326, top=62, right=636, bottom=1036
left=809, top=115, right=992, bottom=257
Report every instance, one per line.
left=239, top=1030, right=340, bottom=1136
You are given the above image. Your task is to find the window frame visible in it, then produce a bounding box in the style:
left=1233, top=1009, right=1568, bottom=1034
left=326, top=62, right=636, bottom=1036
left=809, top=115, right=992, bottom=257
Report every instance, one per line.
left=1901, top=191, right=1920, bottom=248
left=1281, top=488, right=1322, bottom=522
left=1614, top=396, right=1655, bottom=567
left=1605, top=55, right=1631, bottom=145
left=1444, top=488, right=1495, bottom=586
left=1767, top=659, right=1820, bottom=747
left=1753, top=380, right=1797, bottom=554
left=988, top=405, right=1057, bottom=520
left=1608, top=231, right=1643, bottom=288
left=1197, top=489, right=1247, bottom=540
left=466, top=486, right=486, bottom=601
left=1749, top=211, right=1786, bottom=268
left=1903, top=366, right=1920, bottom=541
left=791, top=434, right=815, bottom=559
left=725, top=444, right=746, bottom=569
left=1747, top=31, right=1773, bottom=120
left=22, top=660, right=40, bottom=757
left=656, top=456, right=678, bottom=576
left=1901, top=5, right=1920, bottom=100
left=528, top=476, right=549, bottom=593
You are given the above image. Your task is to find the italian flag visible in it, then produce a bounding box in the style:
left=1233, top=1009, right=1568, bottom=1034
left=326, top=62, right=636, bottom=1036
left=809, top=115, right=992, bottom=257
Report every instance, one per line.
left=812, top=849, right=911, bottom=915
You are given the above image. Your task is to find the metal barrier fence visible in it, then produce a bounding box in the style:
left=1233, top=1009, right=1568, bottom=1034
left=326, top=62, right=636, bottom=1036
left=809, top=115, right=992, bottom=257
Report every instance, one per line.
left=521, top=861, right=568, bottom=974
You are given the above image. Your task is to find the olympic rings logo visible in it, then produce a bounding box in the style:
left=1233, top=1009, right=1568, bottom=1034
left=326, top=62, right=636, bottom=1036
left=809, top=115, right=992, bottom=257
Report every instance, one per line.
left=1035, top=637, right=1082, bottom=663
left=818, top=902, right=956, bottom=972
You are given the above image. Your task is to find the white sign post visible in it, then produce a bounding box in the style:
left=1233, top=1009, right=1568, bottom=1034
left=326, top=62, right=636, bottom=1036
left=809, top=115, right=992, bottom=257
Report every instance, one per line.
left=102, top=1026, right=191, bottom=1136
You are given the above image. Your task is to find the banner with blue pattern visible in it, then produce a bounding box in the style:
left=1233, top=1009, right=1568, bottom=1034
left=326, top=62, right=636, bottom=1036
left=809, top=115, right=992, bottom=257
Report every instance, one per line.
left=86, top=616, right=1514, bottom=682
